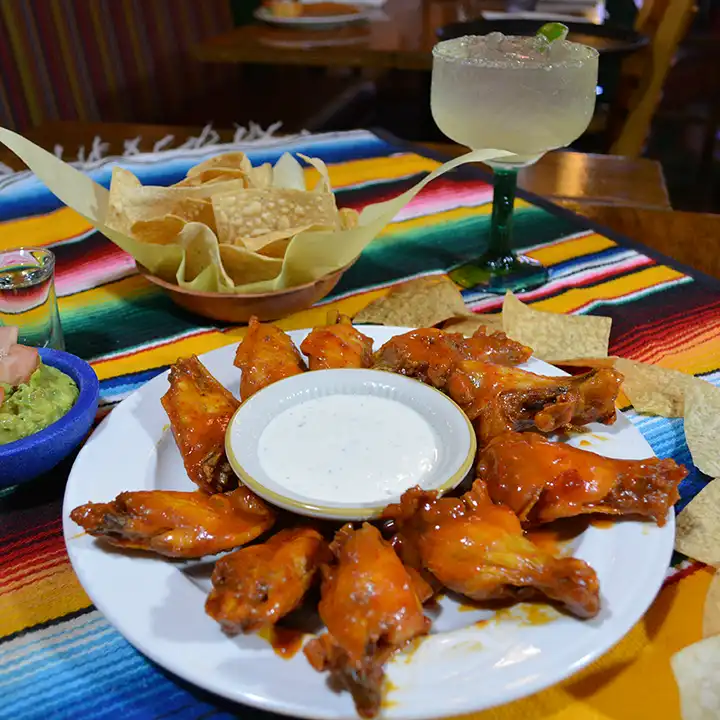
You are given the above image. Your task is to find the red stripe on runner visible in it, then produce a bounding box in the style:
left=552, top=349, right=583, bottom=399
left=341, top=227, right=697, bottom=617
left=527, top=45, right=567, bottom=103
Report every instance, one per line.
left=662, top=561, right=704, bottom=588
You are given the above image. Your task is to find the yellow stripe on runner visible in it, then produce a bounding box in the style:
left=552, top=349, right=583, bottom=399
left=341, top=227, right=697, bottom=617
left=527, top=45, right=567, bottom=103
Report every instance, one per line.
left=0, top=208, right=93, bottom=250
left=91, top=290, right=389, bottom=381
left=0, top=563, right=90, bottom=638
left=532, top=266, right=686, bottom=314
left=57, top=273, right=151, bottom=315
left=320, top=154, right=441, bottom=189
left=526, top=233, right=617, bottom=266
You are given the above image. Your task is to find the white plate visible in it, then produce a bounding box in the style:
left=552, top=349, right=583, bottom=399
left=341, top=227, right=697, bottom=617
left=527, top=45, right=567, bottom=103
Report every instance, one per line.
left=63, top=326, right=674, bottom=720
left=254, top=5, right=370, bottom=28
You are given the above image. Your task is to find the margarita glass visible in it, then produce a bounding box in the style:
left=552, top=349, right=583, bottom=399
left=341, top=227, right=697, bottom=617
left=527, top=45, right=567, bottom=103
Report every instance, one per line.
left=431, top=32, right=599, bottom=291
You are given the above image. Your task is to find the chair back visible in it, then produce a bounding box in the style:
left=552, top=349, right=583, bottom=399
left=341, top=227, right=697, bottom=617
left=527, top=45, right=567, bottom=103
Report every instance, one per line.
left=609, top=0, right=697, bottom=156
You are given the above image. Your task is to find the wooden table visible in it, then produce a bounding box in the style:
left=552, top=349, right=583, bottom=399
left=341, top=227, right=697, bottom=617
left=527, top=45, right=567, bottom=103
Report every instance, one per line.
left=2, top=121, right=717, bottom=279
left=193, top=0, right=602, bottom=71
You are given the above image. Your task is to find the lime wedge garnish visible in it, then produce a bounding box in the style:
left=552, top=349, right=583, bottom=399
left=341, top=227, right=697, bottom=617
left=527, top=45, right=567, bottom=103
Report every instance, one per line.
left=537, top=22, right=569, bottom=44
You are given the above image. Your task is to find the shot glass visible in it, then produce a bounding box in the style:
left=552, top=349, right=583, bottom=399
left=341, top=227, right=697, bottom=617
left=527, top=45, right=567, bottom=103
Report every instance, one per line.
left=0, top=248, right=65, bottom=350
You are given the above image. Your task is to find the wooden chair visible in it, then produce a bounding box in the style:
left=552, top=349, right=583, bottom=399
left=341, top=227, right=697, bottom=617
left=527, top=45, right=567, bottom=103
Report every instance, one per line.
left=608, top=0, right=698, bottom=156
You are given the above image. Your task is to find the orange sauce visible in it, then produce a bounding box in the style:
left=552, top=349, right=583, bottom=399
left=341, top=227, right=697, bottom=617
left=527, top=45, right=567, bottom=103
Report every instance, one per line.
left=515, top=604, right=559, bottom=627
left=258, top=626, right=306, bottom=659
left=590, top=516, right=614, bottom=529
left=590, top=433, right=609, bottom=442
left=458, top=601, right=481, bottom=613
left=578, top=439, right=593, bottom=447
left=381, top=680, right=400, bottom=710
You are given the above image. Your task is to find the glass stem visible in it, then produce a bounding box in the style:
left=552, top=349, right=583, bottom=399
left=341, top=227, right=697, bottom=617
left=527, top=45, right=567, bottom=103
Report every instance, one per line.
left=486, top=165, right=518, bottom=264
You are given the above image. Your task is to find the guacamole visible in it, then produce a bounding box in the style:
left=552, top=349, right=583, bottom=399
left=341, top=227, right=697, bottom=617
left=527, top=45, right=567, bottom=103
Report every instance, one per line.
left=0, top=364, right=79, bottom=445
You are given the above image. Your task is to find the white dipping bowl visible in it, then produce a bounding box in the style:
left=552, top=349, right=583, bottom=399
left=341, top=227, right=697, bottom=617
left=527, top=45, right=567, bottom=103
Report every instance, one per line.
left=225, top=368, right=476, bottom=520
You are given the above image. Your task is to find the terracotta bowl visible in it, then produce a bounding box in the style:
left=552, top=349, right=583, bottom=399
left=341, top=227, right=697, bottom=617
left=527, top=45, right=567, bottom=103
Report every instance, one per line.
left=136, top=263, right=350, bottom=324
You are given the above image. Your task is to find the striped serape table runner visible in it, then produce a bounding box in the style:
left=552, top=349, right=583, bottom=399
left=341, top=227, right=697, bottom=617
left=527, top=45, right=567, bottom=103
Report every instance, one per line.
left=0, top=129, right=717, bottom=720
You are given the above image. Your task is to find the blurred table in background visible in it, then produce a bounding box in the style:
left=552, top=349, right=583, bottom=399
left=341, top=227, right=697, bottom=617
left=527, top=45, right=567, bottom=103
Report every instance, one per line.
left=4, top=121, right=716, bottom=279
left=194, top=0, right=606, bottom=71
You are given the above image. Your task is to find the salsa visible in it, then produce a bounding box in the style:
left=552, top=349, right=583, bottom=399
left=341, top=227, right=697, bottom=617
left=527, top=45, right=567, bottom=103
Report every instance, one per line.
left=0, top=364, right=79, bottom=445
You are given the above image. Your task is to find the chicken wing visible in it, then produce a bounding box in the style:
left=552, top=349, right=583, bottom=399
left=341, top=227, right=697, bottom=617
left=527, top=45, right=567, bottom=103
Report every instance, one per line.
left=160, top=355, right=239, bottom=493
left=384, top=482, right=600, bottom=619
left=304, top=523, right=430, bottom=718
left=70, top=486, right=276, bottom=558
left=300, top=311, right=374, bottom=370
left=445, top=361, right=623, bottom=445
left=477, top=431, right=686, bottom=526
left=206, top=526, right=330, bottom=634
left=373, top=326, right=532, bottom=389
left=234, top=316, right=306, bottom=401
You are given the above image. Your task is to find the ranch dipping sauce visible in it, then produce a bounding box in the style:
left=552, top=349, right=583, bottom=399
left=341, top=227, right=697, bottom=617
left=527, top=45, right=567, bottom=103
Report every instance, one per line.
left=258, top=394, right=439, bottom=504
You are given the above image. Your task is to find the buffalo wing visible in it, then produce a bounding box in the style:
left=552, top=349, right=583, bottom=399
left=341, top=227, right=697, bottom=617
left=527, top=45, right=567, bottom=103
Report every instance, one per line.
left=70, top=486, right=276, bottom=558
left=161, top=355, right=239, bottom=493
left=373, top=327, right=532, bottom=388
left=477, top=431, right=686, bottom=526
left=234, top=316, right=306, bottom=401
left=304, top=523, right=430, bottom=718
left=384, top=482, right=600, bottom=619
left=206, top=526, right=330, bottom=634
left=300, top=311, right=374, bottom=370
left=445, top=361, right=623, bottom=445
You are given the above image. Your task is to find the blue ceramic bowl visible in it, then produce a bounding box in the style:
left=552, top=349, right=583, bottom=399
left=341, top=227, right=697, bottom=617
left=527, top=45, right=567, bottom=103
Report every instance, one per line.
left=0, top=348, right=99, bottom=488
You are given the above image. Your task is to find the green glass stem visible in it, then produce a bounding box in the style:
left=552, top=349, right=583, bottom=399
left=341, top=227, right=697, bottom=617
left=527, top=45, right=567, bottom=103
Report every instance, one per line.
left=448, top=161, right=548, bottom=292
left=485, top=164, right=518, bottom=267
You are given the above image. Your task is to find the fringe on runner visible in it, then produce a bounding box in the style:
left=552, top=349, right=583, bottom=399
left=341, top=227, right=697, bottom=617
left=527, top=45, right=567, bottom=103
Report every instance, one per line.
left=0, top=122, right=303, bottom=177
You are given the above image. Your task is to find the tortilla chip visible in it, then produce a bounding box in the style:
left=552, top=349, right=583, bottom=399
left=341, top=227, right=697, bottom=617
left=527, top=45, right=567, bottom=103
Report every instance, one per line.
left=684, top=380, right=720, bottom=477
left=703, top=569, right=720, bottom=638
left=238, top=226, right=313, bottom=254
left=107, top=167, right=235, bottom=235
left=611, top=358, right=695, bottom=418
left=353, top=276, right=469, bottom=327
left=675, top=480, right=720, bottom=567
left=257, top=237, right=293, bottom=259
left=131, top=215, right=187, bottom=245
left=273, top=152, right=307, bottom=190
left=174, top=168, right=248, bottom=187
left=248, top=163, right=274, bottom=189
left=671, top=635, right=720, bottom=719
left=219, top=244, right=283, bottom=286
left=187, top=151, right=252, bottom=177
left=442, top=314, right=504, bottom=336
left=212, top=188, right=338, bottom=247
left=339, top=207, right=360, bottom=230
left=502, top=292, right=612, bottom=362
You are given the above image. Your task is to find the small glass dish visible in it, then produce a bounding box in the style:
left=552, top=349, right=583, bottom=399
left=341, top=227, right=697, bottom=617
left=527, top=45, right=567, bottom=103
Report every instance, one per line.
left=0, top=247, right=64, bottom=350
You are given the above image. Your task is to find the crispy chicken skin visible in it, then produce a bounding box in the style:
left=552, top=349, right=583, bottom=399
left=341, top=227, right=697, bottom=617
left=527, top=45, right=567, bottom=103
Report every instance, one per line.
left=383, top=482, right=600, bottom=620
left=206, top=527, right=330, bottom=634
left=160, top=355, right=239, bottom=493
left=300, top=311, right=374, bottom=370
left=445, top=361, right=624, bottom=445
left=373, top=327, right=532, bottom=388
left=70, top=487, right=276, bottom=558
left=477, top=432, right=686, bottom=526
left=304, top=523, right=430, bottom=718
left=234, top=316, right=306, bottom=401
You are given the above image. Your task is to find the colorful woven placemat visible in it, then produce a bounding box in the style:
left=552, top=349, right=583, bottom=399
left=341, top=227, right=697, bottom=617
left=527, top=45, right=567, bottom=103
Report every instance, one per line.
left=1, top=130, right=717, bottom=720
